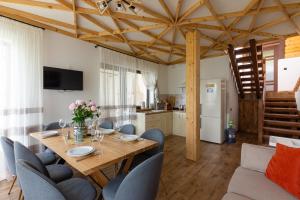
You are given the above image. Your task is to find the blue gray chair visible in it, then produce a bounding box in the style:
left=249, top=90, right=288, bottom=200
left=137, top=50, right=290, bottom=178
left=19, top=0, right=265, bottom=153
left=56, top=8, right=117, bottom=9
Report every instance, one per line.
left=131, top=129, right=165, bottom=170
left=14, top=141, right=73, bottom=183
left=0, top=136, right=61, bottom=194
left=0, top=137, right=17, bottom=194
left=119, top=124, right=135, bottom=135
left=99, top=121, right=113, bottom=129
left=16, top=159, right=97, bottom=200
left=42, top=121, right=67, bottom=164
left=103, top=152, right=164, bottom=200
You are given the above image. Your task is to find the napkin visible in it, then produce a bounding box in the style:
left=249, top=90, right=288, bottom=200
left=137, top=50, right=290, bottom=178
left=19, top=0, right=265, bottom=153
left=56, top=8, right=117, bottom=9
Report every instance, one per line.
left=41, top=130, right=59, bottom=139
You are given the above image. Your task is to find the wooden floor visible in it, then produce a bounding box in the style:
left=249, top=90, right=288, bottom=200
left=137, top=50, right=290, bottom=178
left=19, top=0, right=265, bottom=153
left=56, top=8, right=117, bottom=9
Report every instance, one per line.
left=0, top=133, right=257, bottom=200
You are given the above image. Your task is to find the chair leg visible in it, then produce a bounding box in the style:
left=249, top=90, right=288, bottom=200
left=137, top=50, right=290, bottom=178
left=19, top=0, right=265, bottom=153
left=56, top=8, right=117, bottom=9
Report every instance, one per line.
left=18, top=189, right=22, bottom=200
left=8, top=176, right=17, bottom=195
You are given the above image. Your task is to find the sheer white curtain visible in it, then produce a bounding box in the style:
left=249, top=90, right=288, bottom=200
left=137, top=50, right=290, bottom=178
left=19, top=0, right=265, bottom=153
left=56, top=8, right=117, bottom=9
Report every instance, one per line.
left=98, top=48, right=137, bottom=127
left=0, top=17, right=43, bottom=180
left=136, top=59, right=159, bottom=105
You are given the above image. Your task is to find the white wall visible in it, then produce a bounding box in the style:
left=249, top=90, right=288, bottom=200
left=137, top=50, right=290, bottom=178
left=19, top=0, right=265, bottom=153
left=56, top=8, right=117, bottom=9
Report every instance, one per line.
left=43, top=30, right=98, bottom=124
left=278, top=57, right=300, bottom=91
left=166, top=55, right=239, bottom=128
left=42, top=30, right=238, bottom=127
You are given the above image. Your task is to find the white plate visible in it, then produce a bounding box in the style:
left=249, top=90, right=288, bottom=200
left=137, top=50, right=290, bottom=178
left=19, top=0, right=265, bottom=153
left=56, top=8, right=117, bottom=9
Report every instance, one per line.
left=67, top=146, right=95, bottom=157
left=99, top=128, right=115, bottom=135
left=120, top=135, right=139, bottom=142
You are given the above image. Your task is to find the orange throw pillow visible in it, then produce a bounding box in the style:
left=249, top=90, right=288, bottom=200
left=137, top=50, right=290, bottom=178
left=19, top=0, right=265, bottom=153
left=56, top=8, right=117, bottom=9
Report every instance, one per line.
left=266, top=143, right=300, bottom=199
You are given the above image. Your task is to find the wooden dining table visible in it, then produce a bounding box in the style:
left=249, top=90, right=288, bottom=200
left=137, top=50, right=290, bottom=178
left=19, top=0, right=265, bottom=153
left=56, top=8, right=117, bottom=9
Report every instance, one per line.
left=30, top=128, right=158, bottom=187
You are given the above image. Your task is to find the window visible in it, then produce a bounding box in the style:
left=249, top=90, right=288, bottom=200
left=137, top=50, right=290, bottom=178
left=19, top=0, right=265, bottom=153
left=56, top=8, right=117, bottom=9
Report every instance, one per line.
left=135, top=73, right=147, bottom=107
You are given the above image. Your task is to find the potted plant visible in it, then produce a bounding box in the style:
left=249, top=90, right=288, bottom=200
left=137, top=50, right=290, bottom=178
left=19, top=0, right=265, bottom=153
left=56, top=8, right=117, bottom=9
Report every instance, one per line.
left=69, top=100, right=100, bottom=142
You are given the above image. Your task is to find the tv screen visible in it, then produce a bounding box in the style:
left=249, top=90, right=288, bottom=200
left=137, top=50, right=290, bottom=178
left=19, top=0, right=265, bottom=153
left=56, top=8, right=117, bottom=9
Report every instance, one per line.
left=43, top=67, right=83, bottom=90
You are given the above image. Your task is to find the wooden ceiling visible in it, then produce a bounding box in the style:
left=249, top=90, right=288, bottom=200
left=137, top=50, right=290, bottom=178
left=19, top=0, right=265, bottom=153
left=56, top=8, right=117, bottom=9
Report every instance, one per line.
left=0, top=0, right=299, bottom=65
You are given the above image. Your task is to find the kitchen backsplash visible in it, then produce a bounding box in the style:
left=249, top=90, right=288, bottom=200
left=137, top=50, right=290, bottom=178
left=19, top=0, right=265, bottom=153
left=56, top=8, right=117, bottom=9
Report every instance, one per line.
left=160, top=93, right=186, bottom=108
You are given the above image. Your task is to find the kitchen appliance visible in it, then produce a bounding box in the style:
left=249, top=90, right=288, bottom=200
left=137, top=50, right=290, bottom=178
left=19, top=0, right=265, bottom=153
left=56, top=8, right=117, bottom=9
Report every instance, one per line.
left=200, top=79, right=226, bottom=144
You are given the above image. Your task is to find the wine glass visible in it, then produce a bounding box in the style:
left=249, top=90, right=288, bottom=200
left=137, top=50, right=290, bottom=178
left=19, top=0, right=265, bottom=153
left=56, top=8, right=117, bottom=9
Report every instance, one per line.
left=59, top=119, right=67, bottom=135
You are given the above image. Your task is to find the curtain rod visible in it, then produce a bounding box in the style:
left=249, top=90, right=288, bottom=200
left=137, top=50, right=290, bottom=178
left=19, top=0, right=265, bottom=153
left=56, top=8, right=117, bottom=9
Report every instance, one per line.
left=0, top=15, right=45, bottom=30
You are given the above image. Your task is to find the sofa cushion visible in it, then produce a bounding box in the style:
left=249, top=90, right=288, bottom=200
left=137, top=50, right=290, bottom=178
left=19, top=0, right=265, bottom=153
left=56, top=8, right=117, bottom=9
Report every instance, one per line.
left=241, top=143, right=275, bottom=173
left=222, top=193, right=251, bottom=200
left=228, top=167, right=297, bottom=200
left=266, top=143, right=300, bottom=199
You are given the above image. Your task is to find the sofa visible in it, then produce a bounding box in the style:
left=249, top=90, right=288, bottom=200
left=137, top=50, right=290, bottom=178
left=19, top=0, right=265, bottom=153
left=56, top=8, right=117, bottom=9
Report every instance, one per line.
left=222, top=143, right=297, bottom=200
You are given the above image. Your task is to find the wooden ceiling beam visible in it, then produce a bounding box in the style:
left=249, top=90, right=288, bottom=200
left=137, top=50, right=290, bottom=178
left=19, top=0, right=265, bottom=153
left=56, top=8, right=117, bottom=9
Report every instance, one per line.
left=274, top=0, right=300, bottom=35
left=132, top=2, right=170, bottom=23
left=56, top=0, right=72, bottom=10
left=158, top=0, right=174, bottom=23
left=137, top=26, right=172, bottom=56
left=178, top=0, right=206, bottom=23
left=0, top=0, right=68, bottom=10
left=175, top=0, right=184, bottom=22
left=204, top=0, right=233, bottom=43
left=72, top=0, right=78, bottom=37
left=179, top=2, right=300, bottom=25
left=107, top=8, right=136, bottom=54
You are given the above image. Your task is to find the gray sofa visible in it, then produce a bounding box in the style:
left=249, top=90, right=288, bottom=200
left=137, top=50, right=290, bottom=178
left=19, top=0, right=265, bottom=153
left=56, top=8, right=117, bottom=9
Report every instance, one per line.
left=222, top=143, right=297, bottom=200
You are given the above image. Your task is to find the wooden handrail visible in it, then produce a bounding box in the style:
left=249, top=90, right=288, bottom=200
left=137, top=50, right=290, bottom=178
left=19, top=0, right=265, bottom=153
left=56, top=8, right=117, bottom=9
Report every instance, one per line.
left=293, top=77, right=300, bottom=92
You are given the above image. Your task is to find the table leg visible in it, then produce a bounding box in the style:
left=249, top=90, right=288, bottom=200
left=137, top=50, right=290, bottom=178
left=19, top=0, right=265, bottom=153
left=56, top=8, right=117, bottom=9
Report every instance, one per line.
left=123, top=156, right=134, bottom=174
left=89, top=170, right=109, bottom=188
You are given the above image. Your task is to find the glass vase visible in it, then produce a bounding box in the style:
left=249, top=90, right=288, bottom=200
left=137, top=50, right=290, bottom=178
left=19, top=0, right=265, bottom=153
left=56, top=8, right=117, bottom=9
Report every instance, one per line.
left=73, top=123, right=87, bottom=144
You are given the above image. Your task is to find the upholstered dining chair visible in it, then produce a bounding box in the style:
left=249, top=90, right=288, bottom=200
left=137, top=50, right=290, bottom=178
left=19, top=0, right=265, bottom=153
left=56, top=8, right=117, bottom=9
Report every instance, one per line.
left=102, top=152, right=164, bottom=200
left=0, top=136, right=62, bottom=195
left=99, top=121, right=113, bottom=129
left=119, top=124, right=135, bottom=135
left=16, top=160, right=97, bottom=200
left=14, top=141, right=73, bottom=183
left=42, top=121, right=67, bottom=164
left=126, top=129, right=165, bottom=172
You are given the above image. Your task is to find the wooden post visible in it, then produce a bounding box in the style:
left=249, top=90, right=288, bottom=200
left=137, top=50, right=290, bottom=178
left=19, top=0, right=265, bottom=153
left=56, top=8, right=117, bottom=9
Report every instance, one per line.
left=185, top=30, right=200, bottom=161
left=258, top=99, right=264, bottom=144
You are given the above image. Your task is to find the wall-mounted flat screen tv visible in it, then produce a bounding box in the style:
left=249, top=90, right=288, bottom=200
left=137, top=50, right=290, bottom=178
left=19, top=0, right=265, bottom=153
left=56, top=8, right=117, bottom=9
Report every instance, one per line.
left=43, top=66, right=83, bottom=91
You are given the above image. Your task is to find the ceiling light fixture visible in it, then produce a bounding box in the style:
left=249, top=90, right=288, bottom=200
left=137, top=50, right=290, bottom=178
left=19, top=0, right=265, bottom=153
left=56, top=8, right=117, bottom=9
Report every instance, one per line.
left=95, top=0, right=141, bottom=15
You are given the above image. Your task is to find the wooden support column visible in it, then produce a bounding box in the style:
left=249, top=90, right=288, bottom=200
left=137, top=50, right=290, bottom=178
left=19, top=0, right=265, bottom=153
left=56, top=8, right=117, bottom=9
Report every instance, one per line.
left=185, top=30, right=200, bottom=161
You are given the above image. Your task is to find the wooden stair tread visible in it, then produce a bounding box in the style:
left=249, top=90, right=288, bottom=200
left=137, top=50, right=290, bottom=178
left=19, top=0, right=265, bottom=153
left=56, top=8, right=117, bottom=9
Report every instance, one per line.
left=264, top=113, right=300, bottom=119
left=265, top=107, right=298, bottom=113
left=264, top=120, right=300, bottom=128
left=265, top=102, right=297, bottom=107
left=265, top=97, right=296, bottom=102
left=263, top=127, right=300, bottom=136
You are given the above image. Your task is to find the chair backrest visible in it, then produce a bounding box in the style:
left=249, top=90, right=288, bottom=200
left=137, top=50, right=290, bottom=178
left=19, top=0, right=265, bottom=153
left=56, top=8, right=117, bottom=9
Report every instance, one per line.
left=99, top=121, right=113, bottom=129
left=0, top=136, right=16, bottom=175
left=44, top=122, right=60, bottom=131
left=14, top=141, right=49, bottom=177
left=16, top=160, right=66, bottom=200
left=120, top=124, right=135, bottom=135
left=114, top=152, right=164, bottom=200
left=141, top=129, right=165, bottom=156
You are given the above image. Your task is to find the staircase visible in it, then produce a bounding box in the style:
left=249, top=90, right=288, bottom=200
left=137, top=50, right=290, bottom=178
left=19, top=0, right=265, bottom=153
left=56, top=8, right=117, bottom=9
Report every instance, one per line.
left=228, top=39, right=265, bottom=99
left=263, top=92, right=300, bottom=139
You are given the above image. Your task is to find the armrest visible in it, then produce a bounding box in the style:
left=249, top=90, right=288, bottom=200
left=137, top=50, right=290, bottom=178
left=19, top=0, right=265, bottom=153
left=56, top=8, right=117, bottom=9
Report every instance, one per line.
left=241, top=143, right=275, bottom=173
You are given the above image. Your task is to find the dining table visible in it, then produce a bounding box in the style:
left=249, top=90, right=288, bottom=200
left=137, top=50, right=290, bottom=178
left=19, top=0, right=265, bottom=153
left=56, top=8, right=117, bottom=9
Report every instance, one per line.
left=30, top=128, right=158, bottom=187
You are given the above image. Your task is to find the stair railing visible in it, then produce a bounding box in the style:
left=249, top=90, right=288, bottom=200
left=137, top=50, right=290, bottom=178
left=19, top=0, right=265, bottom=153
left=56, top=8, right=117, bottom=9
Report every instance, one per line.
left=258, top=59, right=266, bottom=144
left=293, top=77, right=300, bottom=92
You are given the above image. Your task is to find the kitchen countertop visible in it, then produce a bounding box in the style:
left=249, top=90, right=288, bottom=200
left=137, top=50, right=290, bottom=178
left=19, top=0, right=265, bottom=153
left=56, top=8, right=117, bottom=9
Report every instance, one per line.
left=137, top=110, right=186, bottom=115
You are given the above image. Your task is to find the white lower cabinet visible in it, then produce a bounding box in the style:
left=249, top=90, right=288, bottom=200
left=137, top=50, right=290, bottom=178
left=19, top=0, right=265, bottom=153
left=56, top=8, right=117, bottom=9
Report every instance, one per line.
left=172, top=111, right=186, bottom=137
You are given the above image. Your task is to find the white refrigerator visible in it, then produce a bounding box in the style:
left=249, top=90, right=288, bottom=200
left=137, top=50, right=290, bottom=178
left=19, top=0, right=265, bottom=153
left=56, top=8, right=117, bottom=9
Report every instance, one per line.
left=200, top=79, right=226, bottom=144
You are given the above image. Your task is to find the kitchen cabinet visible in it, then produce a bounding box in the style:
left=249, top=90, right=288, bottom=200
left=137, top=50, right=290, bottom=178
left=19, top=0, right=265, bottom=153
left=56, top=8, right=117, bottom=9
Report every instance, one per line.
left=172, top=111, right=186, bottom=137
left=133, top=111, right=173, bottom=136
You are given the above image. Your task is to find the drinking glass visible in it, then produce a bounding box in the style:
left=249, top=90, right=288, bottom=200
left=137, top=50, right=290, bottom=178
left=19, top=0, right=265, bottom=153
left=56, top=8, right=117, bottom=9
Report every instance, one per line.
left=59, top=119, right=67, bottom=135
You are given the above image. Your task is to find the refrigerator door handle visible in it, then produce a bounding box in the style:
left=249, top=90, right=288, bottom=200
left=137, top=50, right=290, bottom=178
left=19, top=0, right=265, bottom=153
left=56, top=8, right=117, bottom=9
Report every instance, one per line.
left=199, top=118, right=201, bottom=129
